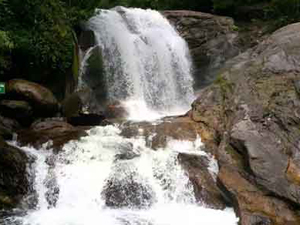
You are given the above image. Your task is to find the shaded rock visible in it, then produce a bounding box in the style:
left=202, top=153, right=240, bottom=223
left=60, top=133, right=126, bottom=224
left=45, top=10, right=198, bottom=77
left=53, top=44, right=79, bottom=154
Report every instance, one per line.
left=178, top=153, right=226, bottom=209
left=0, top=115, right=21, bottom=140
left=190, top=22, right=300, bottom=223
left=61, top=89, right=106, bottom=126
left=67, top=113, right=105, bottom=126
left=17, top=119, right=87, bottom=151
left=78, top=27, right=96, bottom=52
left=0, top=100, right=33, bottom=126
left=6, top=79, right=58, bottom=116
left=163, top=10, right=240, bottom=88
left=0, top=138, right=31, bottom=209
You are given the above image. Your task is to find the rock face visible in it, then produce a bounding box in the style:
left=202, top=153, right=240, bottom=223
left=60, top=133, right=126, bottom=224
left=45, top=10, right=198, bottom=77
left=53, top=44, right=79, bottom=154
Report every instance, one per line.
left=163, top=10, right=241, bottom=89
left=6, top=79, right=59, bottom=117
left=17, top=119, right=87, bottom=151
left=191, top=22, right=300, bottom=224
left=0, top=138, right=31, bottom=209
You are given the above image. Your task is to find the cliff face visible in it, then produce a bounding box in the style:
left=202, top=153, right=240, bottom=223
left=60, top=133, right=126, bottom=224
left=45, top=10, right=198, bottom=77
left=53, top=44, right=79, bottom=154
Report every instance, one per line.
left=163, top=11, right=241, bottom=89
left=190, top=22, right=300, bottom=224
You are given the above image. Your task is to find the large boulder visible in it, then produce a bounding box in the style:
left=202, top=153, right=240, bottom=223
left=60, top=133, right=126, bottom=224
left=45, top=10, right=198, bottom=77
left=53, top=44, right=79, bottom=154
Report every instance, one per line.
left=163, top=11, right=241, bottom=88
left=6, top=79, right=59, bottom=117
left=191, top=22, right=300, bottom=224
left=0, top=138, right=31, bottom=210
left=17, top=119, right=87, bottom=151
left=0, top=100, right=33, bottom=126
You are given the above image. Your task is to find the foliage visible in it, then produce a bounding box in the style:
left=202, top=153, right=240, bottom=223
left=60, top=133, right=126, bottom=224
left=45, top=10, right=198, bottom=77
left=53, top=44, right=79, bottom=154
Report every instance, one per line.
left=1, top=0, right=300, bottom=85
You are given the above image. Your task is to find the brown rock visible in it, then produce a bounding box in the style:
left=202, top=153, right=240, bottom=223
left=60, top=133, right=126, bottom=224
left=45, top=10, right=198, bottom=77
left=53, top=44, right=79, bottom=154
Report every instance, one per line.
left=17, top=119, right=87, bottom=151
left=6, top=79, right=58, bottom=116
left=178, top=153, right=226, bottom=209
left=218, top=166, right=300, bottom=225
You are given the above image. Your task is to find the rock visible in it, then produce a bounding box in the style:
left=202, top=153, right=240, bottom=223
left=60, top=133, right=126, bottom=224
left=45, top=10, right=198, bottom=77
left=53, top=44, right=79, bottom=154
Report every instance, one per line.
left=104, top=101, right=128, bottom=119
left=78, top=27, right=96, bottom=52
left=102, top=169, right=156, bottom=209
left=0, top=115, right=21, bottom=140
left=163, top=10, right=241, bottom=89
left=218, top=166, right=300, bottom=225
left=0, top=137, right=31, bottom=209
left=178, top=153, right=226, bottom=209
left=17, top=119, right=87, bottom=151
left=190, top=22, right=300, bottom=223
left=120, top=117, right=199, bottom=150
left=61, top=90, right=106, bottom=126
left=6, top=79, right=59, bottom=116
left=0, top=100, right=33, bottom=126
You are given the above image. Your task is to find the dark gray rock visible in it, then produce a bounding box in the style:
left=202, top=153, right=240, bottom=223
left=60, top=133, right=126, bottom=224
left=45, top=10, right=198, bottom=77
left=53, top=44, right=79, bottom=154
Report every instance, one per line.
left=0, top=138, right=31, bottom=210
left=163, top=10, right=240, bottom=89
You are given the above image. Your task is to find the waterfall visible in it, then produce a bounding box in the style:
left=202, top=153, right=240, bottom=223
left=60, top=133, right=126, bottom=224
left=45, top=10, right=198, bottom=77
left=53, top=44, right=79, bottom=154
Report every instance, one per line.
left=2, top=7, right=238, bottom=225
left=80, top=7, right=195, bottom=119
left=4, top=126, right=238, bottom=225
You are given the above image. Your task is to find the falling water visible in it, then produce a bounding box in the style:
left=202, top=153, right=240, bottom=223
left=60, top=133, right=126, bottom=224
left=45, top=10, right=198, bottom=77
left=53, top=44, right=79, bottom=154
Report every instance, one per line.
left=4, top=126, right=238, bottom=225
left=2, top=7, right=238, bottom=225
left=80, top=7, right=195, bottom=119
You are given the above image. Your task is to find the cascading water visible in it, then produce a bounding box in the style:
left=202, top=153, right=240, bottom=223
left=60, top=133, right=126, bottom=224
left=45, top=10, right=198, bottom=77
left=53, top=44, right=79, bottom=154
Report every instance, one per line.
left=80, top=7, right=195, bottom=119
left=4, top=126, right=238, bottom=225
left=2, top=7, right=239, bottom=225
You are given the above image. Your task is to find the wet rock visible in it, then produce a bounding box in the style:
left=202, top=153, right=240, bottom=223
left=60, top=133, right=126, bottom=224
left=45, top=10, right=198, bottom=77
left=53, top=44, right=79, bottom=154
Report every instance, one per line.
left=0, top=100, right=33, bottom=126
left=178, top=153, right=226, bottom=209
left=17, top=119, right=87, bottom=151
left=61, top=90, right=106, bottom=126
left=0, top=138, right=31, bottom=209
left=104, top=101, right=128, bottom=119
left=120, top=117, right=199, bottom=150
left=102, top=170, right=155, bottom=209
left=115, top=142, right=140, bottom=161
left=6, top=79, right=59, bottom=116
left=190, top=22, right=300, bottom=223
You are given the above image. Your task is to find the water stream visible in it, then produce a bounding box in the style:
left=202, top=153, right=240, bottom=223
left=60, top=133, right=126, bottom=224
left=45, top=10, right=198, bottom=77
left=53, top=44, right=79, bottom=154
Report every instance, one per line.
left=2, top=7, right=238, bottom=225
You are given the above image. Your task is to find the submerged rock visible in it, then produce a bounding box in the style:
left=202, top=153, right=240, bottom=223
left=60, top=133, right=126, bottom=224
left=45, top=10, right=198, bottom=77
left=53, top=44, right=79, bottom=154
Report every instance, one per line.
left=191, top=22, right=300, bottom=224
left=102, top=170, right=156, bottom=209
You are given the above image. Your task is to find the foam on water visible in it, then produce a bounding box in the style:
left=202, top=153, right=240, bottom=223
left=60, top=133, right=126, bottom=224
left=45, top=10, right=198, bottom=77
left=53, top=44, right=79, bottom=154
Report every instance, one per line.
left=5, top=125, right=238, bottom=225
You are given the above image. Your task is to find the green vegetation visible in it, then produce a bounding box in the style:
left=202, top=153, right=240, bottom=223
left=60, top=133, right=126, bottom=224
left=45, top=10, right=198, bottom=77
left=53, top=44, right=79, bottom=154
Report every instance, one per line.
left=0, top=0, right=299, bottom=94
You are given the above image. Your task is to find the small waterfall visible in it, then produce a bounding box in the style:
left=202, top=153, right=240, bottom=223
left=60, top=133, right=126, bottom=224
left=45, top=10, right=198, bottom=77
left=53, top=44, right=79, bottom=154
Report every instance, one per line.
left=80, top=7, right=194, bottom=119
left=5, top=126, right=238, bottom=225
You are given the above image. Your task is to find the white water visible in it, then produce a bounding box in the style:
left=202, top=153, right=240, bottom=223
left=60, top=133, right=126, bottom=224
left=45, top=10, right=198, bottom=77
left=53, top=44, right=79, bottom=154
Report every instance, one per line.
left=80, top=7, right=194, bottom=119
left=5, top=126, right=238, bottom=225
left=3, top=7, right=238, bottom=225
